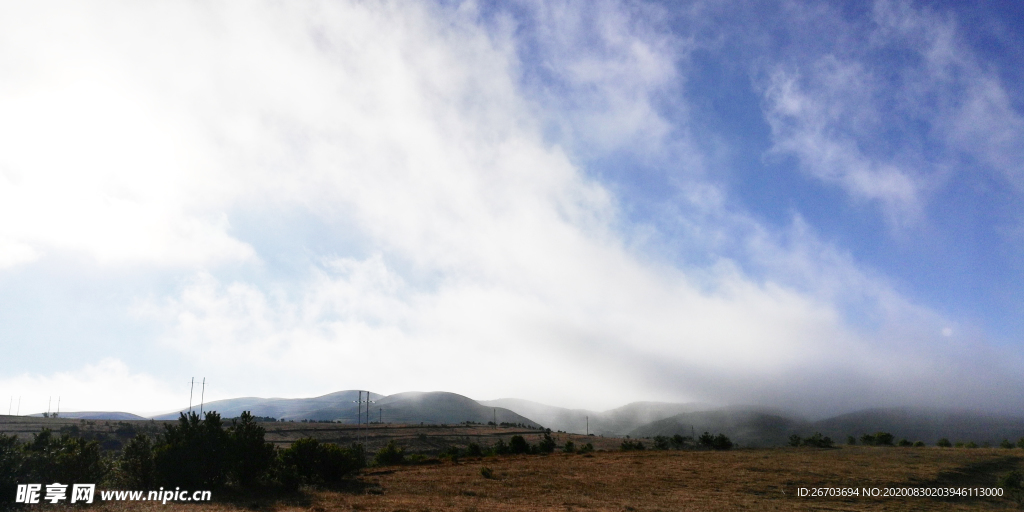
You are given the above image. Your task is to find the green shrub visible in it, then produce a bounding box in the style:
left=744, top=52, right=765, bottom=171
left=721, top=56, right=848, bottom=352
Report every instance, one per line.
left=480, top=467, right=494, bottom=479
left=698, top=432, right=715, bottom=448
left=788, top=434, right=802, bottom=447
left=439, top=445, right=460, bottom=461
left=229, top=411, right=276, bottom=487
left=0, top=433, right=25, bottom=501
left=965, top=441, right=978, bottom=449
left=620, top=439, right=646, bottom=451
left=23, top=429, right=107, bottom=485
left=997, top=470, right=1024, bottom=507
left=116, top=434, right=155, bottom=490
left=954, top=441, right=965, bottom=448
left=712, top=434, right=733, bottom=451
left=537, top=434, right=556, bottom=454
left=509, top=436, right=530, bottom=454
left=847, top=436, right=856, bottom=445
left=802, top=433, right=833, bottom=448
left=563, top=440, right=576, bottom=453
left=670, top=434, right=689, bottom=449
left=1000, top=439, right=1015, bottom=449
left=466, top=442, right=483, bottom=457
left=873, top=432, right=894, bottom=446
left=652, top=436, right=671, bottom=450
left=273, top=462, right=301, bottom=493
left=374, top=441, right=405, bottom=466
left=913, top=441, right=925, bottom=447
left=898, top=439, right=913, bottom=447
left=154, top=412, right=230, bottom=488
left=860, top=433, right=876, bottom=446
left=490, top=439, right=510, bottom=455
left=280, top=438, right=364, bottom=486
left=1017, top=437, right=1024, bottom=449
left=577, top=442, right=594, bottom=454
left=937, top=438, right=952, bottom=447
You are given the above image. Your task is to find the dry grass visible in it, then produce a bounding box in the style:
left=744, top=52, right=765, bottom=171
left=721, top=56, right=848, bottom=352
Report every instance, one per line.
left=84, top=447, right=1023, bottom=512
left=6, top=417, right=1022, bottom=511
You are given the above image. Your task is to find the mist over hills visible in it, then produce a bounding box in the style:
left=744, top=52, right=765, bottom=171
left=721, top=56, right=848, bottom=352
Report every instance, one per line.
left=629, top=408, right=802, bottom=447
left=630, top=406, right=1024, bottom=447
left=479, top=398, right=710, bottom=436
left=38, top=390, right=1024, bottom=448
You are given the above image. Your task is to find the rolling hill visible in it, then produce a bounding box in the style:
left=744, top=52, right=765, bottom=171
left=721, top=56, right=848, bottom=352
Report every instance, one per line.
left=629, top=407, right=801, bottom=447
left=28, top=411, right=147, bottom=421
left=150, top=390, right=385, bottom=421
left=628, top=406, right=1024, bottom=447
left=479, top=398, right=710, bottom=436
left=152, top=390, right=538, bottom=427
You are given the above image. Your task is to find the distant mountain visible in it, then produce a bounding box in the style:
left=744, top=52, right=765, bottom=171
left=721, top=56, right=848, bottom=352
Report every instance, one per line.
left=629, top=407, right=802, bottom=447
left=30, top=412, right=147, bottom=421
left=152, top=390, right=539, bottom=427
left=629, top=406, right=1024, bottom=447
left=306, top=392, right=538, bottom=426
left=150, top=390, right=384, bottom=421
left=808, top=408, right=1024, bottom=445
left=480, top=398, right=709, bottom=436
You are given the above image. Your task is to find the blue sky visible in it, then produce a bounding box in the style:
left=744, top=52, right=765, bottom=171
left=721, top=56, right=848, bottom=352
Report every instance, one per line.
left=0, top=0, right=1021, bottom=417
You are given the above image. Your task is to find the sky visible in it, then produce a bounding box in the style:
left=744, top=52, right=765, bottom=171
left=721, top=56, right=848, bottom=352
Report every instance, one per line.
left=1, top=0, right=1022, bottom=418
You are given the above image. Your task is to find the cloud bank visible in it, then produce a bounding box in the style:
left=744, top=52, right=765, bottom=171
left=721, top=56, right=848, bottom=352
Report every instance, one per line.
left=1, top=0, right=1021, bottom=417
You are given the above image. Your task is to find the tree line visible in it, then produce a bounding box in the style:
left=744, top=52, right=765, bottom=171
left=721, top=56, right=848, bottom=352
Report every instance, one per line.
left=1, top=411, right=365, bottom=496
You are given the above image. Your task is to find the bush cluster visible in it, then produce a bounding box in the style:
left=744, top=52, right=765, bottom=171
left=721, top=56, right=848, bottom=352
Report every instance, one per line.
left=0, top=429, right=107, bottom=496
left=696, top=432, right=733, bottom=450
left=791, top=433, right=833, bottom=448
left=0, top=411, right=366, bottom=495
left=859, top=432, right=894, bottom=446
left=620, top=439, right=646, bottom=451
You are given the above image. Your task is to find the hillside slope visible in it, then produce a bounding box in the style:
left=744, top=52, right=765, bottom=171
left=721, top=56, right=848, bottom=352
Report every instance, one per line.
left=480, top=398, right=709, bottom=436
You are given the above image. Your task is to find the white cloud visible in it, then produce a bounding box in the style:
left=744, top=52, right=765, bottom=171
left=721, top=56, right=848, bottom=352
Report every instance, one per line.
left=0, top=358, right=180, bottom=417
left=761, top=61, right=924, bottom=225
left=762, top=0, right=1024, bottom=227
left=1, top=0, right=1021, bottom=416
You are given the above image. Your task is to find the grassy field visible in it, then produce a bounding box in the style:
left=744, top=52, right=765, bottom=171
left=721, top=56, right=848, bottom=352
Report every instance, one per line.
left=4, top=416, right=1024, bottom=511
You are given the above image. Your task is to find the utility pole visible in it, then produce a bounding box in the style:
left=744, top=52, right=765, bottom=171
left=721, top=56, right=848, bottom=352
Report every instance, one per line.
left=200, top=378, right=206, bottom=416
left=47, top=397, right=51, bottom=417
left=189, top=377, right=194, bottom=413
left=586, top=416, right=589, bottom=436
left=493, top=408, right=496, bottom=426
left=56, top=397, right=60, bottom=417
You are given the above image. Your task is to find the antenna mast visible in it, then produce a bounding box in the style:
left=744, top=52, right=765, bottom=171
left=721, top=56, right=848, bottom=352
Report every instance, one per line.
left=189, top=377, right=194, bottom=413
left=200, top=378, right=206, bottom=416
